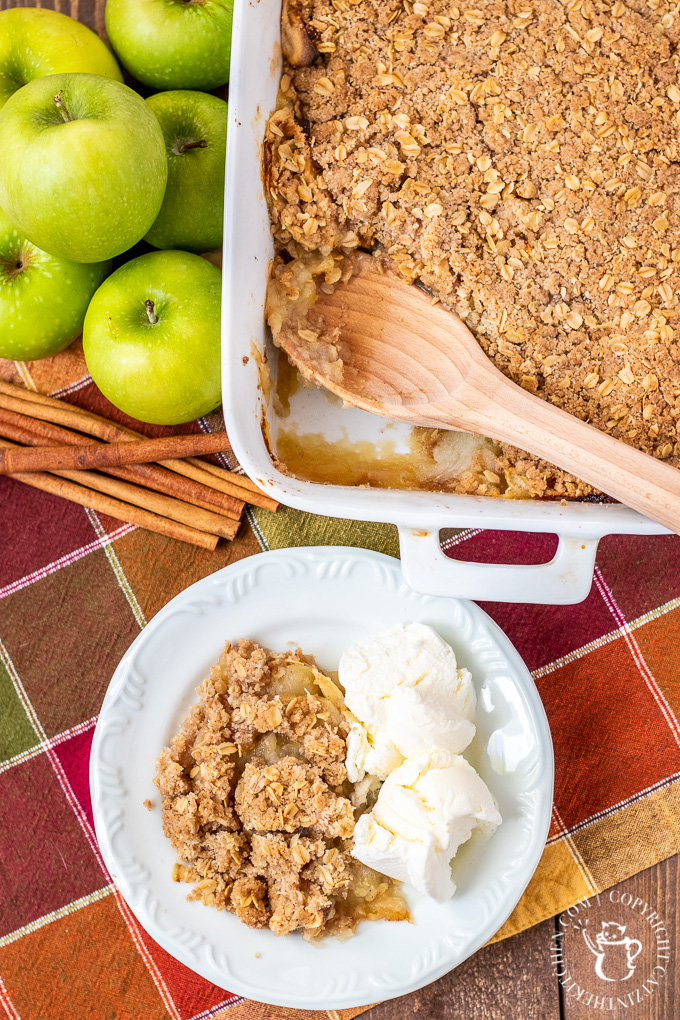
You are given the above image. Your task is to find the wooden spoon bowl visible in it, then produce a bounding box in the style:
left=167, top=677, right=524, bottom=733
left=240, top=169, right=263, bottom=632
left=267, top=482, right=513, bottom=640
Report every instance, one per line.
left=276, top=252, right=680, bottom=534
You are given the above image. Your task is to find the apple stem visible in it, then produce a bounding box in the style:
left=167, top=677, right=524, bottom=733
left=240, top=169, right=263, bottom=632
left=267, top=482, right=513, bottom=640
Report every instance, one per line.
left=145, top=300, right=159, bottom=325
left=54, top=90, right=72, bottom=123
left=178, top=140, right=208, bottom=153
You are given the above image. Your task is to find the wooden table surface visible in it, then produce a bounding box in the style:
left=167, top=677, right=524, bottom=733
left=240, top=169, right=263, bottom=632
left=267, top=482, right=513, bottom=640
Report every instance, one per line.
left=366, top=857, right=679, bottom=1019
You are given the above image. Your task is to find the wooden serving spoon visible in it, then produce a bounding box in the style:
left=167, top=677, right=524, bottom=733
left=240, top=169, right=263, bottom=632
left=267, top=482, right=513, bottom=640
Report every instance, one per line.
left=276, top=252, right=680, bottom=533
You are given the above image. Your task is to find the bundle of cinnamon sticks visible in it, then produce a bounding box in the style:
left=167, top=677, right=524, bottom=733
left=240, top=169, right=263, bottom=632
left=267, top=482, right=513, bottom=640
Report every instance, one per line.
left=0, top=380, right=278, bottom=549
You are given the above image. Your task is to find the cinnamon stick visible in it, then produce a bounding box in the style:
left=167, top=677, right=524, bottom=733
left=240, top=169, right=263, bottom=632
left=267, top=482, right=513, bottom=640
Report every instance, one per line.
left=0, top=431, right=233, bottom=474
left=0, top=380, right=126, bottom=428
left=185, top=458, right=279, bottom=512
left=163, top=456, right=280, bottom=513
left=0, top=406, right=244, bottom=521
left=13, top=474, right=220, bottom=550
left=0, top=436, right=238, bottom=542
left=50, top=469, right=241, bottom=541
left=0, top=406, right=89, bottom=445
left=0, top=449, right=218, bottom=550
left=185, top=458, right=264, bottom=495
left=0, top=418, right=47, bottom=447
left=0, top=390, right=138, bottom=442
left=0, top=381, right=277, bottom=510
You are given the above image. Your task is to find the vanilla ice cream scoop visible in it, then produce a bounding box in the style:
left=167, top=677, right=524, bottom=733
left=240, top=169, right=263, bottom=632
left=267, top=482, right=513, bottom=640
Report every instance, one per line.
left=387, top=676, right=476, bottom=760
left=352, top=750, right=502, bottom=901
left=341, top=622, right=476, bottom=781
left=342, top=623, right=501, bottom=901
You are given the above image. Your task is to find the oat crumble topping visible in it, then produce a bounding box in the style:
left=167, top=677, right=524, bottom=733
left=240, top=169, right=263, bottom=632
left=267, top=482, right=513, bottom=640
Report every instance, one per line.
left=265, top=0, right=680, bottom=493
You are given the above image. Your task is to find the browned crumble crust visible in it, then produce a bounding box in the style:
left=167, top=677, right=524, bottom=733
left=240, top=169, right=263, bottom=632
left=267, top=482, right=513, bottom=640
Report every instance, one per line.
left=155, top=639, right=408, bottom=938
left=265, top=0, right=680, bottom=498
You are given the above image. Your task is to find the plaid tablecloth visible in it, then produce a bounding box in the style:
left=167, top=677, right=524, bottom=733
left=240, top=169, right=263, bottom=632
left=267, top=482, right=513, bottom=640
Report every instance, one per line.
left=2, top=347, right=680, bottom=1020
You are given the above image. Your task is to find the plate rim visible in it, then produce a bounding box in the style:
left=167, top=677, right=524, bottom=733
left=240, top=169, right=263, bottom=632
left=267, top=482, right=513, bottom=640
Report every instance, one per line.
left=90, top=545, right=554, bottom=1009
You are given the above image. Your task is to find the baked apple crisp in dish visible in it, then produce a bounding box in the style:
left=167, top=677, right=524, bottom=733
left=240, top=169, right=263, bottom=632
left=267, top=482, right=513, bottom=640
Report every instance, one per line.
left=264, top=0, right=680, bottom=500
left=155, top=639, right=409, bottom=938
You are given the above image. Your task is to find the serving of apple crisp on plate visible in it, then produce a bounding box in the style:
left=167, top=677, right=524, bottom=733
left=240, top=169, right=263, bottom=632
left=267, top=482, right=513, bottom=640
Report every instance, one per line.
left=154, top=617, right=509, bottom=939
left=264, top=0, right=680, bottom=500
left=154, top=639, right=408, bottom=939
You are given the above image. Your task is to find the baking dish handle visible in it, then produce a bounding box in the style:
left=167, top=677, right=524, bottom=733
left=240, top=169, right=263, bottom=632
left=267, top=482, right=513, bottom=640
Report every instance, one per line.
left=397, top=527, right=600, bottom=604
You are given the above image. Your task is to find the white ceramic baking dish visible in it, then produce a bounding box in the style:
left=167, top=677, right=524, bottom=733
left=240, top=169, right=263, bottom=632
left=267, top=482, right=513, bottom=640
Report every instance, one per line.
left=221, top=0, right=668, bottom=605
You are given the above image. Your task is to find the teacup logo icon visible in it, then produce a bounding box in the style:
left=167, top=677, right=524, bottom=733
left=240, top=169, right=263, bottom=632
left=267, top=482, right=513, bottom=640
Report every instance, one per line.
left=551, top=893, right=671, bottom=1008
left=582, top=921, right=642, bottom=982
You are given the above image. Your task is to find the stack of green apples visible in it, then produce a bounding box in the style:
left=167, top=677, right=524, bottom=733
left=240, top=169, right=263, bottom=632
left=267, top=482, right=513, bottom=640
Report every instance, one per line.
left=0, top=2, right=233, bottom=424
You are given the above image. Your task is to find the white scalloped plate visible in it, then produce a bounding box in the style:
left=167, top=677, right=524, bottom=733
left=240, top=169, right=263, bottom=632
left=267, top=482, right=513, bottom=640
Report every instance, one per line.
left=90, top=547, right=553, bottom=1010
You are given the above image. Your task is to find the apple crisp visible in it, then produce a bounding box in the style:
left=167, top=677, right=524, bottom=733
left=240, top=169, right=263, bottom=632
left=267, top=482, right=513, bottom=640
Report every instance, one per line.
left=264, top=0, right=680, bottom=498
left=154, top=639, right=409, bottom=938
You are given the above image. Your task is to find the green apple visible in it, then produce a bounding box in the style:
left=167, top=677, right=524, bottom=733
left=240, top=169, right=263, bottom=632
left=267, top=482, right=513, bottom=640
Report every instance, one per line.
left=0, top=207, right=110, bottom=361
left=145, top=91, right=227, bottom=253
left=0, top=74, right=168, bottom=264
left=105, top=0, right=234, bottom=91
left=0, top=9, right=123, bottom=110
left=83, top=250, right=221, bottom=425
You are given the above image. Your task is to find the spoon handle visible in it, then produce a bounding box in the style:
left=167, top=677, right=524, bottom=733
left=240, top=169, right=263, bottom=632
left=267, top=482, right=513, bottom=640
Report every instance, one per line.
left=432, top=368, right=680, bottom=532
